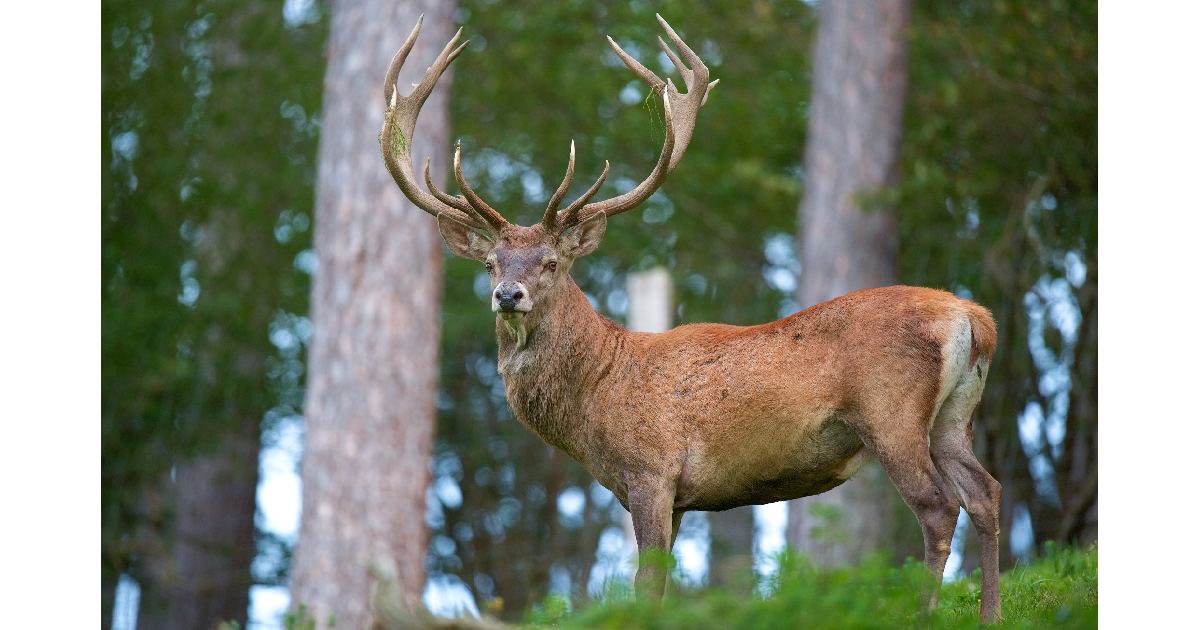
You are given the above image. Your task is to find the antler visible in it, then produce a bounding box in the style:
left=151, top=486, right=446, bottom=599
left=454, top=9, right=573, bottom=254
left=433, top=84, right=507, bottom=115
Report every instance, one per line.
left=452, top=141, right=511, bottom=232
left=549, top=14, right=718, bottom=230
left=383, top=15, right=714, bottom=237
left=541, top=140, right=612, bottom=230
left=381, top=16, right=502, bottom=232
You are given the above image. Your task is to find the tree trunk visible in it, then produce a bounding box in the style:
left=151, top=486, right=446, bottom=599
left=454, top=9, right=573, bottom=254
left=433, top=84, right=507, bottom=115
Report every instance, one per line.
left=102, top=565, right=117, bottom=630
left=708, top=507, right=755, bottom=588
left=289, top=0, right=454, bottom=627
left=136, top=421, right=261, bottom=630
left=786, top=0, right=914, bottom=567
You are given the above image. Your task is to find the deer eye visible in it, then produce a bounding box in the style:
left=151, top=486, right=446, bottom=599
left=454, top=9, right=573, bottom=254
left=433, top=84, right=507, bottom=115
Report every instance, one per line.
left=546, top=260, right=558, bottom=272
left=484, top=261, right=494, bottom=272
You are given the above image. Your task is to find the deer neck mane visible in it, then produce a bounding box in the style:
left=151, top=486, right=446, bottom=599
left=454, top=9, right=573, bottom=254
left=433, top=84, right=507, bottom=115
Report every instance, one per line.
left=495, top=276, right=630, bottom=458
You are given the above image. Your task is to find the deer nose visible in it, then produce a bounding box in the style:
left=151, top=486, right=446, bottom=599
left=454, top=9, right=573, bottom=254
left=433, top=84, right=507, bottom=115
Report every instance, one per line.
left=494, top=282, right=525, bottom=311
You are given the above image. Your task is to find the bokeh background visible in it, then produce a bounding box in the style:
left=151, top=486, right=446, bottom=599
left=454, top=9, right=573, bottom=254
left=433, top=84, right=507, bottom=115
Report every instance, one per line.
left=101, top=0, right=1096, bottom=628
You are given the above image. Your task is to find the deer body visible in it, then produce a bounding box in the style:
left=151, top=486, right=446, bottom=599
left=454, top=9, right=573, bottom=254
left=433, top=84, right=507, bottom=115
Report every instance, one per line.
left=496, top=278, right=992, bottom=516
left=379, top=15, right=1003, bottom=623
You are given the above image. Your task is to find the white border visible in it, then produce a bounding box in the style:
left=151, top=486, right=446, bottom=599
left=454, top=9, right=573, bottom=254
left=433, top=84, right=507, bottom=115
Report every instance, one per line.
left=1100, top=0, right=1200, bottom=624
left=2, top=1, right=1197, bottom=626
left=0, top=2, right=100, bottom=629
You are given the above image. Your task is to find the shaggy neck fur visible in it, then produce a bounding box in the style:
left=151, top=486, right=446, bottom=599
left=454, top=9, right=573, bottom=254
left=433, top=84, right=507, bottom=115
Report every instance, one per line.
left=495, top=276, right=631, bottom=461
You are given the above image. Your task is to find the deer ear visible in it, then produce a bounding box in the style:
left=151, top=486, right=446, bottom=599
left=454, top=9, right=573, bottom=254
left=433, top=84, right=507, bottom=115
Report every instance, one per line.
left=558, top=212, right=606, bottom=258
left=437, top=213, right=494, bottom=261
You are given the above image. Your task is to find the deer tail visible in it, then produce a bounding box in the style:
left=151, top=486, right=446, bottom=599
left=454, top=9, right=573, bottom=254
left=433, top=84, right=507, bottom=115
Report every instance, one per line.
left=964, top=301, right=997, bottom=368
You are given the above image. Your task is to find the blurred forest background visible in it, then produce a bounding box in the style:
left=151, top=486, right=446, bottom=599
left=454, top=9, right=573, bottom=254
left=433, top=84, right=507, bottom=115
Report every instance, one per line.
left=102, top=0, right=1096, bottom=628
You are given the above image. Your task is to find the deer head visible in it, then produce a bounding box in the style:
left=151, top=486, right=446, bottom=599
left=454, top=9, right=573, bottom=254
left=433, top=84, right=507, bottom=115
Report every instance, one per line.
left=380, top=15, right=716, bottom=340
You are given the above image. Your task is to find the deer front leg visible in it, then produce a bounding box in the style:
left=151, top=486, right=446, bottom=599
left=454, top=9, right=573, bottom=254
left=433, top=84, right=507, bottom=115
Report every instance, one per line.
left=628, top=480, right=676, bottom=600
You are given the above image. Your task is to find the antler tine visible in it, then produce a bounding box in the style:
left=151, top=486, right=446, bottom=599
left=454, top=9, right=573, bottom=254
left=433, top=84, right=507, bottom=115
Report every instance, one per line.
left=573, top=17, right=712, bottom=223
left=406, top=26, right=469, bottom=112
left=422, top=157, right=471, bottom=212
left=658, top=35, right=719, bottom=105
left=654, top=14, right=711, bottom=171
left=605, top=35, right=666, bottom=92
left=572, top=79, right=677, bottom=222
left=380, top=18, right=485, bottom=228
left=656, top=14, right=702, bottom=69
left=453, top=142, right=510, bottom=233
left=560, top=160, right=610, bottom=229
left=383, top=15, right=424, bottom=106
left=657, top=36, right=688, bottom=83
left=542, top=141, right=576, bottom=229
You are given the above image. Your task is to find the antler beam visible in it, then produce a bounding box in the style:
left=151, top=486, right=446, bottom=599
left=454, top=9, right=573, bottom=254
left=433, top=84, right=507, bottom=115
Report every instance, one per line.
left=551, top=14, right=717, bottom=229
left=380, top=16, right=495, bottom=231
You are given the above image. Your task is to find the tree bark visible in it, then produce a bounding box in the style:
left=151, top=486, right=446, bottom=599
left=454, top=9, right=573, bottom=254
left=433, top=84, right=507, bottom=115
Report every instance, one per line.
left=708, top=507, right=755, bottom=588
left=289, top=0, right=454, bottom=627
left=136, top=421, right=261, bottom=630
left=786, top=0, right=913, bottom=566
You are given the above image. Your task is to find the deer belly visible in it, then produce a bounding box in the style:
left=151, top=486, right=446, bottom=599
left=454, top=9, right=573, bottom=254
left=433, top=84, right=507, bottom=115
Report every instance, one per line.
left=675, top=413, right=867, bottom=511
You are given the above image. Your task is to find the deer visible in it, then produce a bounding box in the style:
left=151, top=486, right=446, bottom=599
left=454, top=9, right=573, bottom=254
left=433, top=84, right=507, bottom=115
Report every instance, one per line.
left=379, top=15, right=1003, bottom=624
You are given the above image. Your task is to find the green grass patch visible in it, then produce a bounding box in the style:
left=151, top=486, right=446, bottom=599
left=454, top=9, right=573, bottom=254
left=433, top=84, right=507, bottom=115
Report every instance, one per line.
left=526, top=544, right=1096, bottom=629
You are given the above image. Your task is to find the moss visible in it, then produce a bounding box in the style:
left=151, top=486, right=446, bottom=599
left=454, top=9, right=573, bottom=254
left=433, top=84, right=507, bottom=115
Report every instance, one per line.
left=385, top=107, right=409, bottom=155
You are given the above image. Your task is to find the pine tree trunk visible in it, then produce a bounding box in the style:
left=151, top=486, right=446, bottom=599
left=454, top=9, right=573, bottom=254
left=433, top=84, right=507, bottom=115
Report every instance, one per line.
left=786, top=0, right=914, bottom=567
left=289, top=0, right=454, bottom=627
left=708, top=507, right=755, bottom=588
left=137, top=420, right=261, bottom=629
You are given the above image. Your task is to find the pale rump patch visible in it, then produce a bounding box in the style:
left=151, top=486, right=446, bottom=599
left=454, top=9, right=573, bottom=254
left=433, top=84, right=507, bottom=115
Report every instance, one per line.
left=933, top=357, right=989, bottom=439
left=929, top=311, right=973, bottom=430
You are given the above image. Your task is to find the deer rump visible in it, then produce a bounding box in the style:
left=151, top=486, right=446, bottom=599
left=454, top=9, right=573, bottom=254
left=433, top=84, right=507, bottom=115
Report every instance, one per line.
left=624, top=285, right=991, bottom=513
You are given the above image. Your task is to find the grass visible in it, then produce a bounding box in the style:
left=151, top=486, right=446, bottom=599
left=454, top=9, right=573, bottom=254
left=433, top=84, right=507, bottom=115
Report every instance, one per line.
left=524, top=544, right=1097, bottom=629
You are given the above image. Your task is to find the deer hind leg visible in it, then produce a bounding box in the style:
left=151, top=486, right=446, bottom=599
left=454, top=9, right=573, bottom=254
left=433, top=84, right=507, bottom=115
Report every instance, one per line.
left=930, top=359, right=1002, bottom=624
left=853, top=395, right=960, bottom=611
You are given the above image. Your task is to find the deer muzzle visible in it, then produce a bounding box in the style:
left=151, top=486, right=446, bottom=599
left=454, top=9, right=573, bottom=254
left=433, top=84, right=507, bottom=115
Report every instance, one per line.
left=493, top=281, right=532, bottom=314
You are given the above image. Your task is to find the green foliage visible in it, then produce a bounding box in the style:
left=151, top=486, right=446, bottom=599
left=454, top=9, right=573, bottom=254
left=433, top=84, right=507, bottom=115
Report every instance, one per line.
left=263, top=601, right=339, bottom=630
left=282, top=604, right=316, bottom=630
left=529, top=545, right=1097, bottom=629
left=899, top=0, right=1096, bottom=292
left=804, top=503, right=850, bottom=546
left=102, top=0, right=326, bottom=582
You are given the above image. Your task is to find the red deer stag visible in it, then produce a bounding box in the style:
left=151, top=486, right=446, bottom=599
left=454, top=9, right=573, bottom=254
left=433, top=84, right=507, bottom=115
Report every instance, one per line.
left=379, top=15, right=1002, bottom=623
